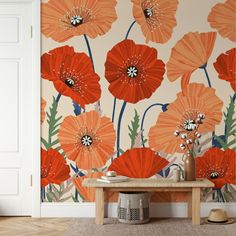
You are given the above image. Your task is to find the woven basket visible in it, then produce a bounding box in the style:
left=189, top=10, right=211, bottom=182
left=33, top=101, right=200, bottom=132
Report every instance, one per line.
left=117, top=192, right=150, bottom=224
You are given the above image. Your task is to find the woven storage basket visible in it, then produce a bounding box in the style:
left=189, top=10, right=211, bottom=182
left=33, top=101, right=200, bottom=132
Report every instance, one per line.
left=117, top=192, right=150, bottom=224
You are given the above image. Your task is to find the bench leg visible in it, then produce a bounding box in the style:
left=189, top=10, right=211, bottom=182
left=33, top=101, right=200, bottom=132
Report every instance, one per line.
left=192, top=188, right=200, bottom=225
left=187, top=191, right=192, bottom=218
left=95, top=188, right=104, bottom=225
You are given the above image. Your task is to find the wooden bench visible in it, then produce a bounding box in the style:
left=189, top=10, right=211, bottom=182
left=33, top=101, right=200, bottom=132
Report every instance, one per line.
left=83, top=178, right=214, bottom=225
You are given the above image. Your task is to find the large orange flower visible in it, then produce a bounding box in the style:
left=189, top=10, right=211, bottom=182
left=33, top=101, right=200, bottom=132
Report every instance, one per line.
left=167, top=32, right=217, bottom=89
left=73, top=172, right=101, bottom=202
left=208, top=0, right=236, bottom=43
left=42, top=0, right=117, bottom=42
left=41, top=46, right=101, bottom=108
left=108, top=148, right=169, bottom=178
left=196, top=148, right=236, bottom=189
left=41, top=148, right=70, bottom=187
left=132, top=0, right=179, bottom=43
left=41, top=98, right=46, bottom=124
left=58, top=111, right=116, bottom=170
left=104, top=39, right=165, bottom=103
left=214, top=48, right=236, bottom=92
left=73, top=172, right=117, bottom=202
left=148, top=83, right=223, bottom=154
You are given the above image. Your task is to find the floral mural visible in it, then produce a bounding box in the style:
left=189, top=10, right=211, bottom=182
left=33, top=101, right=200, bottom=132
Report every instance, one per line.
left=41, top=0, right=236, bottom=203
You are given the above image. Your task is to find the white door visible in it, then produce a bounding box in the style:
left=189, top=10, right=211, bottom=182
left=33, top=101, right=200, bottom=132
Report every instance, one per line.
left=0, top=2, right=33, bottom=215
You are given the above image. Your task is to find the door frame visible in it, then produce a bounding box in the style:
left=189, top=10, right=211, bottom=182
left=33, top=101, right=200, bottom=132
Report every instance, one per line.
left=31, top=0, right=41, bottom=217
left=0, top=0, right=40, bottom=216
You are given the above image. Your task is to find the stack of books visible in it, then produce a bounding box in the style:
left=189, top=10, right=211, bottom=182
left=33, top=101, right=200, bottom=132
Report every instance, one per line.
left=97, top=175, right=129, bottom=183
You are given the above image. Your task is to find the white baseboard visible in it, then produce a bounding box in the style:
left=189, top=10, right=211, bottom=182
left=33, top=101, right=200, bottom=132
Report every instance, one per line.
left=41, top=202, right=236, bottom=218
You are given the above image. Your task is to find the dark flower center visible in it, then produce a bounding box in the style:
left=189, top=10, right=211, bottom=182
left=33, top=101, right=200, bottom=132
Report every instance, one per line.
left=143, top=8, right=153, bottom=18
left=127, top=66, right=138, bottom=78
left=183, top=119, right=197, bottom=131
left=70, top=15, right=83, bottom=27
left=65, top=78, right=75, bottom=87
left=81, top=135, right=93, bottom=146
left=210, top=171, right=219, bottom=179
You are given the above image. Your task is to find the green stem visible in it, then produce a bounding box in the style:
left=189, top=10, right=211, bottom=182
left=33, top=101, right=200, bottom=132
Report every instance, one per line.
left=75, top=189, right=78, bottom=201
left=83, top=34, right=95, bottom=71
left=117, top=101, right=127, bottom=156
left=199, top=64, right=212, bottom=88
left=140, top=103, right=164, bottom=147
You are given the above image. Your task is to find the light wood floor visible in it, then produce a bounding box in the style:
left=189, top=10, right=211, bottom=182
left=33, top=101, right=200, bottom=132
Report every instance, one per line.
left=1, top=217, right=236, bottom=236
left=0, top=217, right=70, bottom=236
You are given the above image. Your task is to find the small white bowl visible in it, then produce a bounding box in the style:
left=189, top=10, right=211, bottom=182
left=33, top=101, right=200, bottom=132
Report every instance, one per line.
left=106, top=171, right=117, bottom=177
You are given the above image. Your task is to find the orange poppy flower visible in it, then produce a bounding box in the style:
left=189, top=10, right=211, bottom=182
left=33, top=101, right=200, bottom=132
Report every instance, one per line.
left=73, top=172, right=118, bottom=202
left=41, top=148, right=70, bottom=187
left=196, top=148, right=236, bottom=189
left=58, top=111, right=116, bottom=170
left=148, top=83, right=223, bottom=154
left=73, top=172, right=101, bottom=202
left=167, top=32, right=217, bottom=89
left=208, top=0, right=236, bottom=43
left=41, top=0, right=117, bottom=42
left=41, top=46, right=101, bottom=108
left=108, top=147, right=169, bottom=178
left=41, top=98, right=46, bottom=124
left=104, top=39, right=165, bottom=103
left=214, top=48, right=236, bottom=92
left=132, top=0, right=179, bottom=43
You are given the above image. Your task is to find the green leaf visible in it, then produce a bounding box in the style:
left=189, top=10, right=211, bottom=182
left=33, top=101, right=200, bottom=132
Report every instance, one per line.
left=47, top=191, right=57, bottom=202
left=224, top=97, right=236, bottom=144
left=118, top=148, right=125, bottom=155
left=46, top=96, right=63, bottom=149
left=213, top=135, right=226, bottom=148
left=60, top=183, right=65, bottom=193
left=128, top=109, right=140, bottom=148
left=228, top=184, right=236, bottom=193
left=72, top=195, right=79, bottom=202
left=229, top=129, right=236, bottom=136
left=223, top=185, right=236, bottom=202
left=46, top=193, right=53, bottom=202
left=142, top=138, right=147, bottom=145
left=222, top=191, right=232, bottom=202
left=224, top=139, right=236, bottom=149
left=51, top=139, right=59, bottom=147
left=59, top=196, right=72, bottom=202
left=53, top=123, right=62, bottom=131
left=51, top=184, right=60, bottom=199
left=50, top=129, right=60, bottom=137
left=41, top=137, right=49, bottom=149
left=61, top=182, right=74, bottom=195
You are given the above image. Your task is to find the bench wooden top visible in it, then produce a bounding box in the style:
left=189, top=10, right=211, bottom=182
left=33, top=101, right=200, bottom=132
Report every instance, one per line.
left=82, top=178, right=214, bottom=188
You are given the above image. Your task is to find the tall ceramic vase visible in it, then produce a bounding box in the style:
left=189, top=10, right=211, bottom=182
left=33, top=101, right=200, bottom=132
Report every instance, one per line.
left=184, top=153, right=196, bottom=181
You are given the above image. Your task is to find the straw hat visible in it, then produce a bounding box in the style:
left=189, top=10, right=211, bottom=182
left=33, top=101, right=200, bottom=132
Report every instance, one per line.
left=205, top=209, right=234, bottom=225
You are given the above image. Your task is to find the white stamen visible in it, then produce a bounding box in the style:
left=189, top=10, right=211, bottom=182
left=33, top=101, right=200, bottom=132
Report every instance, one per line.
left=186, top=139, right=193, bottom=144
left=195, top=132, right=201, bottom=138
left=198, top=113, right=205, bottom=119
left=180, top=144, right=186, bottom=150
left=81, top=135, right=93, bottom=146
left=71, top=15, right=83, bottom=26
left=127, top=66, right=138, bottom=78
left=183, top=119, right=197, bottom=131
left=174, top=130, right=180, bottom=136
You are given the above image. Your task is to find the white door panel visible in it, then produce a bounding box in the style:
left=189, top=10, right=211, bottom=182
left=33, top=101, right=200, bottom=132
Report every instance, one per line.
left=0, top=2, right=32, bottom=215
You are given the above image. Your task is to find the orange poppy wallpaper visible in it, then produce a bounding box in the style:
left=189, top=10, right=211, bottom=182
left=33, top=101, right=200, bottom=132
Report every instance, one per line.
left=41, top=0, right=236, bottom=203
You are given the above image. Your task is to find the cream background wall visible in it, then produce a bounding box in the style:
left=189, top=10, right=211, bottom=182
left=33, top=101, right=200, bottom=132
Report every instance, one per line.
left=41, top=0, right=235, bottom=203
